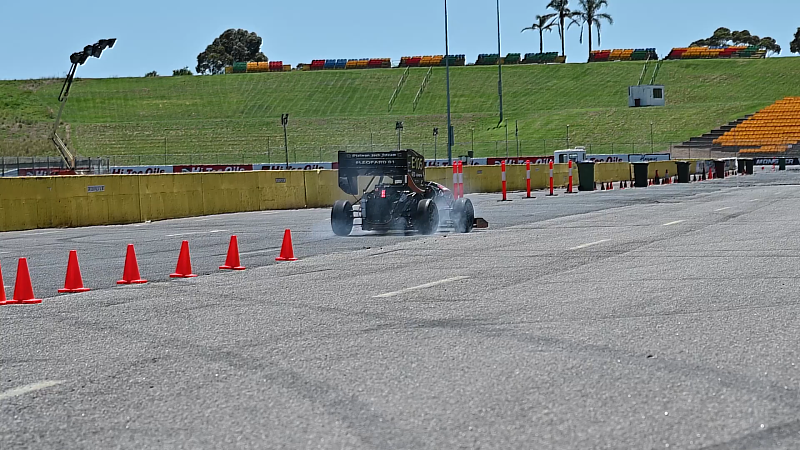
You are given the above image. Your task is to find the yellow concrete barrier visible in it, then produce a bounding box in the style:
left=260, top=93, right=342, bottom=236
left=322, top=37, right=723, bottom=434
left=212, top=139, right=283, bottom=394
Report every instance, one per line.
left=201, top=171, right=262, bottom=215
left=594, top=162, right=633, bottom=183
left=648, top=161, right=678, bottom=180
left=255, top=170, right=307, bottom=210
left=304, top=170, right=351, bottom=208
left=0, top=159, right=703, bottom=232
left=139, top=173, right=204, bottom=222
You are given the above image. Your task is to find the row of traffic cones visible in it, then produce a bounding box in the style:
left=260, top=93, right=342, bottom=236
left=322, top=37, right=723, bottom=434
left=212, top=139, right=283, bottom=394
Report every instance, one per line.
left=1, top=230, right=298, bottom=305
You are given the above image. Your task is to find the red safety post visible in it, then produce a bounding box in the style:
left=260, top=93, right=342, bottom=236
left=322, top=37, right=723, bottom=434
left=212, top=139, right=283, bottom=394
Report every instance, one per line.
left=501, top=160, right=507, bottom=201
left=526, top=160, right=531, bottom=198
left=567, top=160, right=574, bottom=194
left=548, top=161, right=555, bottom=196
left=452, top=161, right=456, bottom=198
left=458, top=161, right=464, bottom=199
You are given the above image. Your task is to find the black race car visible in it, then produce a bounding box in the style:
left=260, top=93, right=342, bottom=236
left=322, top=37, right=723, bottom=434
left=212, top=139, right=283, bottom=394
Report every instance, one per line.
left=331, top=150, right=486, bottom=236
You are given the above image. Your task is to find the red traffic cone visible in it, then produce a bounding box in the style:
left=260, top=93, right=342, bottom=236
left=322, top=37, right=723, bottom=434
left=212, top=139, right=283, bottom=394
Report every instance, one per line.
left=276, top=229, right=298, bottom=262
left=600, top=183, right=605, bottom=191
left=220, top=235, right=246, bottom=270
left=117, top=244, right=147, bottom=285
left=170, top=240, right=197, bottom=278
left=12, top=258, right=41, bottom=304
left=0, top=261, right=7, bottom=306
left=58, top=250, right=90, bottom=293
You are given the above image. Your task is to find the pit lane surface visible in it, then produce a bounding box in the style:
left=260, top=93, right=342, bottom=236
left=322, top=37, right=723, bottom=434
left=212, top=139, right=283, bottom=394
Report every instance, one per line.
left=2, top=170, right=800, bottom=449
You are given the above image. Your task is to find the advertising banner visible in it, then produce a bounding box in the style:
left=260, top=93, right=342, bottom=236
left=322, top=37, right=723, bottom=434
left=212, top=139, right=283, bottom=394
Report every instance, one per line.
left=110, top=166, right=173, bottom=175
left=173, top=165, right=253, bottom=173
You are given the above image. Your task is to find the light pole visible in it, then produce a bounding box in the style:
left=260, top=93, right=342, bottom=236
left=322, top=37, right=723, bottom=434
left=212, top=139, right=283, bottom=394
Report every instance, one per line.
left=52, top=39, right=116, bottom=170
left=433, top=127, right=439, bottom=163
left=497, top=0, right=504, bottom=124
left=445, top=0, right=453, bottom=165
left=396, top=121, right=404, bottom=150
left=566, top=124, right=570, bottom=148
left=281, top=114, right=289, bottom=166
left=650, top=121, right=654, bottom=152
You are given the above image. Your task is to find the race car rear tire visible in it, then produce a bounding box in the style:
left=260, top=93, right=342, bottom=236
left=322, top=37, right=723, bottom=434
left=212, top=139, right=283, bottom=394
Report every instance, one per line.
left=452, top=198, right=475, bottom=233
left=331, top=200, right=354, bottom=236
left=415, top=199, right=439, bottom=235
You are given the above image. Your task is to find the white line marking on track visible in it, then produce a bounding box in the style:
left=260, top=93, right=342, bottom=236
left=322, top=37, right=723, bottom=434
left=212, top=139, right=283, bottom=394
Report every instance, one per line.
left=374, top=276, right=470, bottom=298
left=750, top=199, right=760, bottom=202
left=569, top=239, right=610, bottom=250
left=714, top=207, right=731, bottom=212
left=0, top=380, right=65, bottom=401
left=165, top=230, right=228, bottom=238
left=663, top=220, right=686, bottom=226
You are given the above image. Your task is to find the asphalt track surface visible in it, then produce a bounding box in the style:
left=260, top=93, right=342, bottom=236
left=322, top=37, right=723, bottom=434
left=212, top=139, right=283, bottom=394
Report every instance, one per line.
left=2, top=168, right=800, bottom=449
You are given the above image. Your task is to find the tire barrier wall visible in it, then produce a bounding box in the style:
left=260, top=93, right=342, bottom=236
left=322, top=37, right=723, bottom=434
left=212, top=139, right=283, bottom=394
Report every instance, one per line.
left=0, top=161, right=710, bottom=232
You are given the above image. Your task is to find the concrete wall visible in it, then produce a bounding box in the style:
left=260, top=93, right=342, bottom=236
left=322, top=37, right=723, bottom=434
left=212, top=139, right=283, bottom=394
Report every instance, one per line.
left=0, top=161, right=700, bottom=232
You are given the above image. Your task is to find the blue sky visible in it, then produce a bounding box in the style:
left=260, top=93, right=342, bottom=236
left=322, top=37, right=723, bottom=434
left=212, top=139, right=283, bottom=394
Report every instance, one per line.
left=1, top=0, right=798, bottom=80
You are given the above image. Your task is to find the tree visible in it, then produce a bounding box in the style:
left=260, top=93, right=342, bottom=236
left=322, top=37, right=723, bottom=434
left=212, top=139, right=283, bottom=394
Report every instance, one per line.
left=547, top=0, right=580, bottom=57
left=196, top=29, right=268, bottom=75
left=791, top=28, right=800, bottom=54
left=691, top=27, right=781, bottom=55
left=571, top=0, right=613, bottom=55
left=144, top=71, right=158, bottom=78
left=522, top=14, right=557, bottom=54
left=173, top=67, right=193, bottom=76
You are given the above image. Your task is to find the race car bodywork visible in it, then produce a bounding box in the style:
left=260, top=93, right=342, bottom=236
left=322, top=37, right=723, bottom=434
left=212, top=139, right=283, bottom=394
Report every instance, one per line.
left=331, top=150, right=486, bottom=236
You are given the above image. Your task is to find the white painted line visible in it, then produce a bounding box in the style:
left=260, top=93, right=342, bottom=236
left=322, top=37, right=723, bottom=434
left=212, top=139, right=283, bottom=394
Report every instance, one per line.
left=750, top=199, right=760, bottom=202
left=663, top=220, right=686, bottom=226
left=165, top=229, right=228, bottom=238
left=569, top=239, right=610, bottom=250
left=374, top=276, right=469, bottom=298
left=0, top=380, right=65, bottom=401
left=714, top=207, right=731, bottom=212
left=22, top=231, right=60, bottom=236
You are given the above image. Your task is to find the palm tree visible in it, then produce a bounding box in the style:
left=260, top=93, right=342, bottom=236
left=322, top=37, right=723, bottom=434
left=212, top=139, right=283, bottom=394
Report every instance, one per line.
left=571, top=0, right=613, bottom=55
left=521, top=14, right=557, bottom=54
left=546, top=0, right=579, bottom=57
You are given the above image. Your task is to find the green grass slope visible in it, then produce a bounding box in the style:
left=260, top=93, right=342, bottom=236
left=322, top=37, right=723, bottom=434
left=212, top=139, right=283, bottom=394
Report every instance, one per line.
left=2, top=57, right=799, bottom=164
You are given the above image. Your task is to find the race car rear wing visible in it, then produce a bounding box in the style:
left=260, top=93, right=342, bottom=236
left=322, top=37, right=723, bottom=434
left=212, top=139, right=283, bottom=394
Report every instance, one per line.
left=337, top=150, right=426, bottom=195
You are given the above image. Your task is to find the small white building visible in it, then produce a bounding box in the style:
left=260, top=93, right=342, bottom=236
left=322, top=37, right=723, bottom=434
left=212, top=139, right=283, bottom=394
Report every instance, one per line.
left=628, top=85, right=665, bottom=107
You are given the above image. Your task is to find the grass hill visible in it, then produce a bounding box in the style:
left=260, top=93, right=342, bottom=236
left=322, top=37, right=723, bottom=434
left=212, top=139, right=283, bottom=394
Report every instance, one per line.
left=2, top=57, right=800, bottom=164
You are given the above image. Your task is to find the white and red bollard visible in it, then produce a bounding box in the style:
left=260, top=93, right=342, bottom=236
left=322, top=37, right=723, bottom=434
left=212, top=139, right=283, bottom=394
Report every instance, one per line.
left=526, top=160, right=531, bottom=198
left=501, top=161, right=507, bottom=201
left=452, top=162, right=458, bottom=197
left=548, top=161, right=555, bottom=196
left=566, top=160, right=574, bottom=194
left=458, top=161, right=464, bottom=199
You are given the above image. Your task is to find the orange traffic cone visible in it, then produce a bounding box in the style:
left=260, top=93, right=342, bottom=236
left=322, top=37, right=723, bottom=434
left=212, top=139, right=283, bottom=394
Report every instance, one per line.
left=0, top=261, right=7, bottom=306
left=11, top=258, right=41, bottom=304
left=117, top=244, right=147, bottom=285
left=58, top=250, right=90, bottom=293
left=220, top=235, right=246, bottom=270
left=276, top=229, right=298, bottom=262
left=170, top=240, right=197, bottom=278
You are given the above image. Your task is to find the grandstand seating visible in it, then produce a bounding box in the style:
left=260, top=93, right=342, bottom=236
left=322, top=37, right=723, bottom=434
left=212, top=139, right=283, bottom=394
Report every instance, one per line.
left=520, top=52, right=564, bottom=64
left=589, top=48, right=658, bottom=62
left=399, top=55, right=466, bottom=67
left=306, top=58, right=390, bottom=70
left=714, top=97, right=800, bottom=154
left=666, top=46, right=766, bottom=60
left=228, top=61, right=288, bottom=73
left=475, top=54, right=500, bottom=65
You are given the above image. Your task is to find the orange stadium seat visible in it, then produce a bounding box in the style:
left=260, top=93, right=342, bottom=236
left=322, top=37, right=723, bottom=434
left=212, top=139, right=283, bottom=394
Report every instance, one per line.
left=714, top=97, right=800, bottom=153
